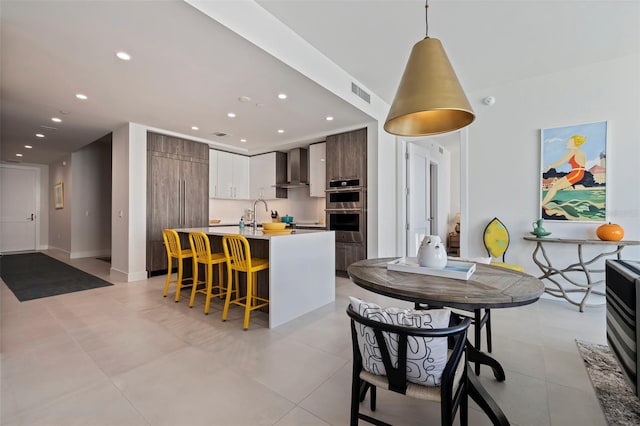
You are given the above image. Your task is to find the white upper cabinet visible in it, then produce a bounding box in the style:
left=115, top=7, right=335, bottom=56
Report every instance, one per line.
left=211, top=150, right=249, bottom=199
left=216, top=151, right=233, bottom=198
left=232, top=154, right=250, bottom=199
left=250, top=152, right=287, bottom=199
left=309, top=142, right=326, bottom=197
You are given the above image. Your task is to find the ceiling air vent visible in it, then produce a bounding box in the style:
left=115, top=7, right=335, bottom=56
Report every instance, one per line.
left=212, top=132, right=229, bottom=137
left=39, top=125, right=58, bottom=131
left=351, top=82, right=371, bottom=104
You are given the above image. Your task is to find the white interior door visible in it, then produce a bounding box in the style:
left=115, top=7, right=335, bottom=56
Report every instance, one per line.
left=1, top=165, right=38, bottom=252
left=406, top=143, right=432, bottom=257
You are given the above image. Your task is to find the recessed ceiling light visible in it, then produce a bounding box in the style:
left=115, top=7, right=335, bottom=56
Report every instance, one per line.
left=25, top=145, right=32, bottom=149
left=51, top=117, right=62, bottom=123
left=16, top=153, right=23, bottom=157
left=238, top=96, right=251, bottom=103
left=75, top=93, right=88, bottom=100
left=320, top=158, right=325, bottom=162
left=277, top=93, right=287, bottom=100
left=325, top=116, right=334, bottom=121
left=240, top=138, right=247, bottom=143
left=35, top=133, right=45, bottom=138
left=277, top=129, right=285, bottom=134
left=191, top=126, right=199, bottom=130
left=116, top=51, right=131, bottom=61
left=227, top=112, right=236, bottom=118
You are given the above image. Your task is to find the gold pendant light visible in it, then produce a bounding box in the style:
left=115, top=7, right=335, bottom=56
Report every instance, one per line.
left=384, top=1, right=475, bottom=136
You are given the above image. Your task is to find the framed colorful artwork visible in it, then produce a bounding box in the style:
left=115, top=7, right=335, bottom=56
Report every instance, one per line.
left=540, top=121, right=607, bottom=222
left=54, top=182, right=64, bottom=209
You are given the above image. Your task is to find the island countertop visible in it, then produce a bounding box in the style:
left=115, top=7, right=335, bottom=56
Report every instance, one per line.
left=173, top=226, right=335, bottom=328
left=175, top=226, right=330, bottom=240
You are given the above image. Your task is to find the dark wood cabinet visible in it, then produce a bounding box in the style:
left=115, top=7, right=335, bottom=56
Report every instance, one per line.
left=336, top=242, right=366, bottom=272
left=447, top=233, right=460, bottom=256
left=325, top=127, right=367, bottom=185
left=147, top=132, right=208, bottom=273
left=147, top=134, right=208, bottom=160
left=326, top=128, right=368, bottom=272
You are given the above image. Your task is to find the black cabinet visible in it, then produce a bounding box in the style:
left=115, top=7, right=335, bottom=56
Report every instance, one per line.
left=147, top=132, right=208, bottom=273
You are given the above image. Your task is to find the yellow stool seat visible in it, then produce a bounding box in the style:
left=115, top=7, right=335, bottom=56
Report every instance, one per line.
left=188, top=231, right=227, bottom=314
left=162, top=229, right=194, bottom=302
left=221, top=234, right=269, bottom=330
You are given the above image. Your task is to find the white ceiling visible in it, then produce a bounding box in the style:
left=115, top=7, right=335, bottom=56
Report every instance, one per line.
left=259, top=0, right=640, bottom=102
left=2, top=0, right=638, bottom=165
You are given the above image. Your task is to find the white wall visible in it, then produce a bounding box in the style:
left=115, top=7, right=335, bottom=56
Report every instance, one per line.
left=447, top=140, right=461, bottom=232
left=48, top=155, right=72, bottom=253
left=70, top=137, right=112, bottom=258
left=424, top=141, right=451, bottom=241
left=45, top=135, right=112, bottom=259
left=466, top=53, right=640, bottom=273
left=209, top=190, right=325, bottom=225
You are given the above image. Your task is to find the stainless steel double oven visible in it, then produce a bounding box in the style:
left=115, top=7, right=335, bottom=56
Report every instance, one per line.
left=325, top=179, right=365, bottom=243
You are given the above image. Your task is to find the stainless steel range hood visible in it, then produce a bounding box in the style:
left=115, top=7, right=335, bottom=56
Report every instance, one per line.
left=275, top=148, right=309, bottom=188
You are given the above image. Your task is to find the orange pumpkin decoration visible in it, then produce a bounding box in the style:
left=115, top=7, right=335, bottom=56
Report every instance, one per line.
left=596, top=223, right=624, bottom=241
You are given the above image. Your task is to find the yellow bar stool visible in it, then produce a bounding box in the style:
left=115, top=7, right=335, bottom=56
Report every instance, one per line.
left=221, top=235, right=269, bottom=330
left=162, top=229, right=194, bottom=302
left=188, top=231, right=227, bottom=314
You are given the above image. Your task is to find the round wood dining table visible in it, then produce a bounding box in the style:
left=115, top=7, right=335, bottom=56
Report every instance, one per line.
left=348, top=258, right=544, bottom=310
left=347, top=257, right=545, bottom=426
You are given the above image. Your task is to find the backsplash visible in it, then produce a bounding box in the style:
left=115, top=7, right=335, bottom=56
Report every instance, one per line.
left=209, top=190, right=325, bottom=224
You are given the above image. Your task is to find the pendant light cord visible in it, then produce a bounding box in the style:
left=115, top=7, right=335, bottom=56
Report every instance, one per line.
left=425, top=0, right=429, bottom=38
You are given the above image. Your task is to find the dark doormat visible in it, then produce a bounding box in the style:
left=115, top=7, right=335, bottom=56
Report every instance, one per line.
left=576, top=339, right=640, bottom=425
left=0, top=252, right=113, bottom=301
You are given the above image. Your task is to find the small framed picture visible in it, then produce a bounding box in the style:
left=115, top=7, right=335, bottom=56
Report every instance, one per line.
left=54, top=182, right=64, bottom=209
left=540, top=121, right=607, bottom=222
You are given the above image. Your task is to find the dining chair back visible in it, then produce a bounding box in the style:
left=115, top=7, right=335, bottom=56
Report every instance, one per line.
left=456, top=217, right=525, bottom=374
left=188, top=231, right=227, bottom=314
left=347, top=304, right=471, bottom=426
left=221, top=234, right=269, bottom=330
left=483, top=217, right=524, bottom=272
left=162, top=229, right=194, bottom=302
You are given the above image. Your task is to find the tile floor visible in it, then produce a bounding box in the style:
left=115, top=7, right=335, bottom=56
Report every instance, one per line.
left=1, top=250, right=608, bottom=426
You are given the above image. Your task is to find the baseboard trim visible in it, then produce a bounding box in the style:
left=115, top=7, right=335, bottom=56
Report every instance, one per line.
left=70, top=249, right=111, bottom=259
left=110, top=267, right=148, bottom=283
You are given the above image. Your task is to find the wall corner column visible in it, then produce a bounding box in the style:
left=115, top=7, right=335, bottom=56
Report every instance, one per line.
left=111, top=123, right=148, bottom=282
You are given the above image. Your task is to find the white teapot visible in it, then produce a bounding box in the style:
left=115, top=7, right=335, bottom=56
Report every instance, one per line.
left=417, top=235, right=448, bottom=269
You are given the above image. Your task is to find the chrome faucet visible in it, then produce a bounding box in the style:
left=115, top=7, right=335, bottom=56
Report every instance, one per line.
left=252, top=198, right=268, bottom=229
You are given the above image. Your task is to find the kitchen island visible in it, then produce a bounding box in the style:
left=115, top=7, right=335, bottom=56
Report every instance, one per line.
left=175, top=226, right=335, bottom=328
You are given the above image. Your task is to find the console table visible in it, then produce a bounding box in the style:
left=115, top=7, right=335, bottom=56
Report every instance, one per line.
left=523, top=236, right=640, bottom=312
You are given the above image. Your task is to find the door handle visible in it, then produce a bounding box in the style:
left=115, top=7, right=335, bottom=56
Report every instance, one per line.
left=26, top=213, right=34, bottom=221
